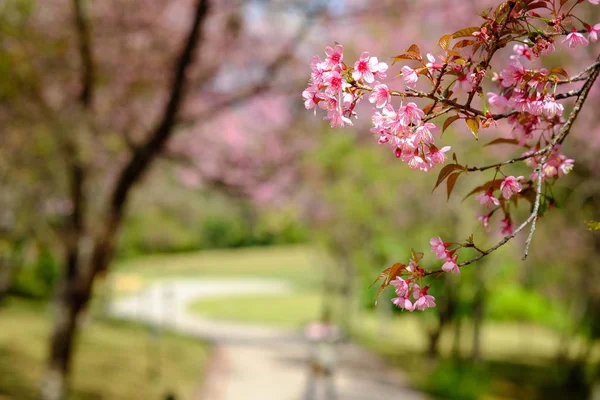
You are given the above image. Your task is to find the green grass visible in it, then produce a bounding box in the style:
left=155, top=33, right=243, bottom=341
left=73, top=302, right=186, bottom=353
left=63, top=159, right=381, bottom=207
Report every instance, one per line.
left=114, top=244, right=323, bottom=293
left=188, top=292, right=323, bottom=328
left=0, top=299, right=210, bottom=400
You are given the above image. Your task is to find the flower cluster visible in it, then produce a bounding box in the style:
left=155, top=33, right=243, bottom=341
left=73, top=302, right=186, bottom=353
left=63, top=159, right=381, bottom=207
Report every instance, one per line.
left=474, top=175, right=523, bottom=233
left=302, top=44, right=450, bottom=171
left=302, top=44, right=388, bottom=128
left=390, top=276, right=436, bottom=312
left=371, top=103, right=449, bottom=171
left=430, top=237, right=460, bottom=274
left=524, top=145, right=574, bottom=181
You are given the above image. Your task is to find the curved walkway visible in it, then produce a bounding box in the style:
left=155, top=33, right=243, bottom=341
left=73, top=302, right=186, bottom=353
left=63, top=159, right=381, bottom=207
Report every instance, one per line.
left=109, top=278, right=426, bottom=400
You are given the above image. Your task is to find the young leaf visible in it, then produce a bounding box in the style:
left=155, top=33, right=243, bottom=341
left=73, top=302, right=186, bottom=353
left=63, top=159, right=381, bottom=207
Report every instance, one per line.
left=438, top=34, right=452, bottom=50
left=411, top=248, right=424, bottom=262
left=442, top=115, right=461, bottom=134
left=466, top=117, right=480, bottom=139
left=447, top=171, right=462, bottom=200
left=462, top=179, right=504, bottom=201
left=484, top=138, right=521, bottom=147
left=451, top=26, right=480, bottom=39
left=371, top=263, right=406, bottom=303
left=433, top=163, right=466, bottom=192
left=407, top=44, right=422, bottom=58
left=453, top=39, right=477, bottom=49
left=392, top=53, right=422, bottom=64
left=551, top=67, right=570, bottom=81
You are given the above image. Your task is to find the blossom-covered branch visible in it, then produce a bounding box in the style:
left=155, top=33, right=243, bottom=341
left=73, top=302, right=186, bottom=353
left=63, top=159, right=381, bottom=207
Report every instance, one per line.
left=303, top=0, right=600, bottom=312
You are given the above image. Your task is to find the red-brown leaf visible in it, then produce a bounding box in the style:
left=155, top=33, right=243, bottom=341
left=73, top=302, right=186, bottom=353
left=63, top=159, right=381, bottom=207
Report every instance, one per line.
left=484, top=138, right=521, bottom=147
left=433, top=163, right=466, bottom=192
left=447, top=172, right=462, bottom=201
left=451, top=26, right=480, bottom=39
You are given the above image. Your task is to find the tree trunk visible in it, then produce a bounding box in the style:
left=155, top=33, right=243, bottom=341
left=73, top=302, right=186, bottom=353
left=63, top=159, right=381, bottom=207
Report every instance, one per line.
left=40, top=281, right=90, bottom=400
left=428, top=279, right=457, bottom=359
left=0, top=253, right=12, bottom=302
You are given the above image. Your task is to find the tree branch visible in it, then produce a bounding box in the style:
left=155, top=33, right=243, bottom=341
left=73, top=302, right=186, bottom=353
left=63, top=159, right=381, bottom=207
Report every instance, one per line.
left=72, top=0, right=94, bottom=107
left=425, top=54, right=600, bottom=275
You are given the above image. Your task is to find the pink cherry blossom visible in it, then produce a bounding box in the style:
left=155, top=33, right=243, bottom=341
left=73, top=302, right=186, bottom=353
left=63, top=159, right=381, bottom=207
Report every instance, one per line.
left=456, top=73, right=474, bottom=92
left=542, top=96, right=564, bottom=118
left=368, top=83, right=391, bottom=108
left=589, top=0, right=599, bottom=5
left=488, top=92, right=509, bottom=112
left=430, top=237, right=449, bottom=259
left=500, top=176, right=523, bottom=199
left=323, top=69, right=347, bottom=95
left=478, top=214, right=491, bottom=232
left=414, top=123, right=439, bottom=145
left=390, top=276, right=409, bottom=297
left=392, top=296, right=414, bottom=311
left=324, top=44, right=343, bottom=68
left=398, top=102, right=424, bottom=126
left=426, top=53, right=443, bottom=75
left=500, top=60, right=525, bottom=87
left=302, top=85, right=320, bottom=115
left=442, top=253, right=460, bottom=274
left=500, top=217, right=514, bottom=235
left=476, top=189, right=500, bottom=208
left=401, top=65, right=419, bottom=87
left=428, top=145, right=451, bottom=165
left=352, top=52, right=388, bottom=83
left=413, top=286, right=436, bottom=311
left=563, top=28, right=588, bottom=48
left=588, top=24, right=600, bottom=43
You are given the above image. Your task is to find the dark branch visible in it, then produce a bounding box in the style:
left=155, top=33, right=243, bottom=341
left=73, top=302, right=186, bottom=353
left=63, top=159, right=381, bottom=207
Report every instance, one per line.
left=72, top=0, right=94, bottom=107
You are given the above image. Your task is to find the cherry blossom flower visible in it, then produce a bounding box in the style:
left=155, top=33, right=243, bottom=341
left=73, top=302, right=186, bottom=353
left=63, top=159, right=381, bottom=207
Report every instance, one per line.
left=323, top=69, right=347, bottom=95
left=476, top=189, right=500, bottom=208
left=302, top=85, right=320, bottom=114
left=456, top=73, right=474, bottom=92
left=478, top=214, right=491, bottom=232
left=588, top=24, right=600, bottom=43
left=442, top=253, right=460, bottom=274
left=390, top=276, right=409, bottom=297
left=392, top=295, right=414, bottom=311
left=500, top=216, right=514, bottom=235
left=430, top=237, right=449, bottom=259
left=414, top=123, right=438, bottom=145
left=425, top=53, right=443, bottom=74
left=488, top=92, right=509, bottom=111
left=352, top=52, right=388, bottom=83
left=589, top=0, right=599, bottom=5
left=398, top=102, right=424, bottom=126
left=368, top=83, right=391, bottom=108
left=413, top=286, right=436, bottom=311
left=500, top=176, right=523, bottom=199
left=542, top=96, right=564, bottom=118
left=428, top=145, right=451, bottom=165
left=500, top=60, right=525, bottom=87
left=401, top=65, right=419, bottom=87
left=563, top=28, right=588, bottom=48
left=324, top=44, right=343, bottom=68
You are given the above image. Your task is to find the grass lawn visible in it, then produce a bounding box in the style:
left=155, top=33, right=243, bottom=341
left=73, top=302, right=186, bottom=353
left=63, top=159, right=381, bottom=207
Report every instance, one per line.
left=0, top=298, right=210, bottom=400
left=113, top=244, right=324, bottom=294
left=188, top=292, right=323, bottom=328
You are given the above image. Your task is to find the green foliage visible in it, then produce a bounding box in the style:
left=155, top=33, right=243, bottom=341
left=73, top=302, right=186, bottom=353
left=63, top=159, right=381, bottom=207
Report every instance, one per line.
left=9, top=246, right=58, bottom=300
left=486, top=284, right=569, bottom=330
left=424, top=360, right=490, bottom=400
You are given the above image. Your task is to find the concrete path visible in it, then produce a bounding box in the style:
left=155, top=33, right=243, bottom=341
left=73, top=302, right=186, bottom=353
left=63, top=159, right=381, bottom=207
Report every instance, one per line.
left=109, top=278, right=426, bottom=400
